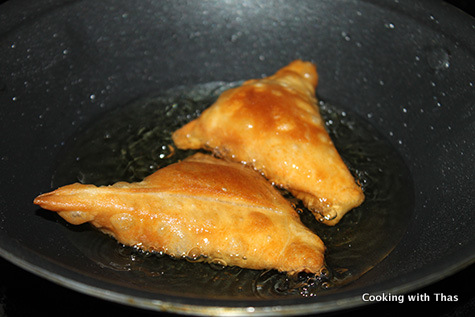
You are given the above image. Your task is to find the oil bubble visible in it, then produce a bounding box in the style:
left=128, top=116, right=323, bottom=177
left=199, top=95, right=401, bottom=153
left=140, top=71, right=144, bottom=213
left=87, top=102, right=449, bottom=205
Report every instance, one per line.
left=185, top=247, right=205, bottom=262
left=316, top=210, right=338, bottom=222
left=210, top=258, right=227, bottom=270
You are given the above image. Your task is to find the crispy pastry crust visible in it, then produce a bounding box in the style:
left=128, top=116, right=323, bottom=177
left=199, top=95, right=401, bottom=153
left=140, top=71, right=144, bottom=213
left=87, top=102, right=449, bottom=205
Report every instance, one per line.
left=34, top=154, right=325, bottom=274
left=172, top=60, right=364, bottom=225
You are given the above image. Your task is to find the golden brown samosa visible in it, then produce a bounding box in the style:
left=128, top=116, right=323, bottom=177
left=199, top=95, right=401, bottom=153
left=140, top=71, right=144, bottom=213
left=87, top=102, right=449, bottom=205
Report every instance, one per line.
left=172, top=60, right=364, bottom=225
left=34, top=153, right=325, bottom=274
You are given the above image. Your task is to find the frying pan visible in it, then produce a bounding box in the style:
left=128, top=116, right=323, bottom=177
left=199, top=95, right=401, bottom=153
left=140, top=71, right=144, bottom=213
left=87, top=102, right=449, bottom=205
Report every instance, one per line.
left=0, top=0, right=474, bottom=315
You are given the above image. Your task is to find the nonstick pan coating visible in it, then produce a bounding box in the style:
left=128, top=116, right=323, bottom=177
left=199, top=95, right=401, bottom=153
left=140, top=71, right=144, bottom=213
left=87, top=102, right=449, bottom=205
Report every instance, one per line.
left=0, top=0, right=474, bottom=315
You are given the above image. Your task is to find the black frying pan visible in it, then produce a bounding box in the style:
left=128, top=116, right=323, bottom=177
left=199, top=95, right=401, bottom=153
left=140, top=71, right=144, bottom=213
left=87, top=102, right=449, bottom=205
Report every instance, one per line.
left=0, top=0, right=474, bottom=315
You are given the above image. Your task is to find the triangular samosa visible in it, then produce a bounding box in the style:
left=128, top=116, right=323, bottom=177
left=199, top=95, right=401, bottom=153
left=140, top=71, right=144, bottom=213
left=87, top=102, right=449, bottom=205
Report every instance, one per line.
left=34, top=153, right=325, bottom=274
left=172, top=60, right=364, bottom=225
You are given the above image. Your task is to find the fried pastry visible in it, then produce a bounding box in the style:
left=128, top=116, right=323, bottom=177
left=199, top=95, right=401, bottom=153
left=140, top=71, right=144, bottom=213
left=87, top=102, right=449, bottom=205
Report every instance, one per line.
left=34, top=153, right=325, bottom=274
left=172, top=60, right=364, bottom=225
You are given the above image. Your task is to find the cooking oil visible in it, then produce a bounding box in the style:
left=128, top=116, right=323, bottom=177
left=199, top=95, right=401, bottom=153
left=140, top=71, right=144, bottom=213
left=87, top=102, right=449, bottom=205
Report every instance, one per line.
left=52, top=81, right=413, bottom=299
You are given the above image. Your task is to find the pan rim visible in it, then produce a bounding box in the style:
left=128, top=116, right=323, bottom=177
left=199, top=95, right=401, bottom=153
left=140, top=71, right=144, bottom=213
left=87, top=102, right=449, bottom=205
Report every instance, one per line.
left=1, top=244, right=473, bottom=316
left=1, top=0, right=474, bottom=315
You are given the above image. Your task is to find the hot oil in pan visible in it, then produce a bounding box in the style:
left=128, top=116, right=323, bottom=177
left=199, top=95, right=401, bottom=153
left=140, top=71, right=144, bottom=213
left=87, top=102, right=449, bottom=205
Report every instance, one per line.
left=52, top=82, right=414, bottom=299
